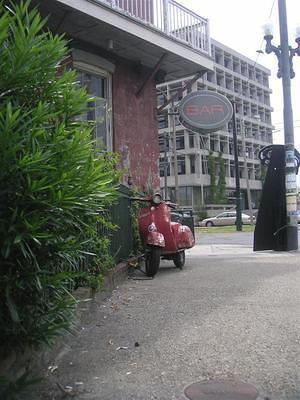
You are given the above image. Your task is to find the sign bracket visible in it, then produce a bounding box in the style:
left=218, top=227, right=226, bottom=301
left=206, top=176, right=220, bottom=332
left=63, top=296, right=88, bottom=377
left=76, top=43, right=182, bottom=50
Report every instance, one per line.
left=157, top=71, right=206, bottom=114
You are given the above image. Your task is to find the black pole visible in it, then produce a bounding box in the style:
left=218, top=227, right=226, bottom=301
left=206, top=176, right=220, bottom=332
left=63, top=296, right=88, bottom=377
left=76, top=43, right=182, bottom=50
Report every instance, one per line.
left=164, top=133, right=168, bottom=199
left=231, top=101, right=242, bottom=231
left=278, top=0, right=298, bottom=250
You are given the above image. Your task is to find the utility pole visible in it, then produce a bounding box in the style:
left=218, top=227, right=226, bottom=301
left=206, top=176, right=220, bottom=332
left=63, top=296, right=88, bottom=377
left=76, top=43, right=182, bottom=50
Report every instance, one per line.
left=278, top=0, right=298, bottom=250
left=163, top=132, right=169, bottom=199
left=195, top=133, right=204, bottom=206
left=263, top=0, right=299, bottom=250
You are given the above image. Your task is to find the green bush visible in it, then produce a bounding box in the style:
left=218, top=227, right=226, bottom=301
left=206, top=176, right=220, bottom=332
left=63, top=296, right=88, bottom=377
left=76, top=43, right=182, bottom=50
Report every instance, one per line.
left=0, top=1, right=119, bottom=350
left=208, top=151, right=216, bottom=203
left=0, top=373, right=42, bottom=400
left=216, top=152, right=227, bottom=204
left=198, top=209, right=208, bottom=221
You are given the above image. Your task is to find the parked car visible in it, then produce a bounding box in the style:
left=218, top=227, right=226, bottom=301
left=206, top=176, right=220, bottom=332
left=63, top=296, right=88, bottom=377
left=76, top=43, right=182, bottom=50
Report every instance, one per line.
left=200, top=211, right=254, bottom=227
left=170, top=211, right=192, bottom=223
left=170, top=209, right=195, bottom=237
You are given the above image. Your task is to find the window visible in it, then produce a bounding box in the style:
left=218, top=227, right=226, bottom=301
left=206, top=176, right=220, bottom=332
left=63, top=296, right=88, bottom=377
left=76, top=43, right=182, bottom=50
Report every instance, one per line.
left=190, top=155, right=196, bottom=174
left=202, top=159, right=208, bottom=174
left=159, top=136, right=169, bottom=152
left=157, top=92, right=167, bottom=106
left=197, top=82, right=206, bottom=91
left=158, top=113, right=168, bottom=129
left=227, top=212, right=237, bottom=217
left=169, top=82, right=183, bottom=101
left=159, top=158, right=170, bottom=177
left=178, top=186, right=192, bottom=206
left=230, top=161, right=235, bottom=177
left=220, top=141, right=225, bottom=153
left=189, top=134, right=195, bottom=148
left=176, top=135, right=185, bottom=150
left=77, top=67, right=112, bottom=150
left=177, top=156, right=186, bottom=175
left=215, top=52, right=223, bottom=65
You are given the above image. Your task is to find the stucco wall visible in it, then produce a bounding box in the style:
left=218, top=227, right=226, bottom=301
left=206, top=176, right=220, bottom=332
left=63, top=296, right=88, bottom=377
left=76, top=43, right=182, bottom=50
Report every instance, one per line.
left=113, top=62, right=160, bottom=192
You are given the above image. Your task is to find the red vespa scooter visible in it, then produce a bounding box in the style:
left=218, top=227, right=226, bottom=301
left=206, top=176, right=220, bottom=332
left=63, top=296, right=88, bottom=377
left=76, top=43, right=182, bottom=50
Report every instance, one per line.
left=136, top=193, right=195, bottom=277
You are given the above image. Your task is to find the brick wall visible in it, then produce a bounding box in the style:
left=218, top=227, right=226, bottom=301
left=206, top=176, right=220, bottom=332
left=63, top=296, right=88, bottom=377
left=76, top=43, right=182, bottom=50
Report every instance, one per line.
left=113, top=62, right=160, bottom=192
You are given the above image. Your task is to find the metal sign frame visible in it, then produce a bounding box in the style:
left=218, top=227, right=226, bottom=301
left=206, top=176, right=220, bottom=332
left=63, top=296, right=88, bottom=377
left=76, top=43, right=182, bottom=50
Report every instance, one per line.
left=178, top=90, right=233, bottom=133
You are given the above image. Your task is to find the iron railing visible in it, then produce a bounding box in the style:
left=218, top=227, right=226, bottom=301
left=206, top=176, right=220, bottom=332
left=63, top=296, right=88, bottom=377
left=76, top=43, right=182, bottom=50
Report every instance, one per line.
left=79, top=185, right=133, bottom=276
left=109, top=185, right=133, bottom=262
left=96, top=185, right=133, bottom=263
left=97, top=0, right=210, bottom=55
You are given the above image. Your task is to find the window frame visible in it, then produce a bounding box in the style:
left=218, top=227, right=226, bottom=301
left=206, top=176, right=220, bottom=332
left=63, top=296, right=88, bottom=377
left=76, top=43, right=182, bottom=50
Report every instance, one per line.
left=74, top=60, right=113, bottom=151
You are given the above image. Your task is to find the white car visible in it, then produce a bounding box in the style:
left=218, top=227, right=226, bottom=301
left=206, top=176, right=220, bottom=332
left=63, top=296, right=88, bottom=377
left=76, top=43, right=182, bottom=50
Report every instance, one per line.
left=201, top=211, right=254, bottom=227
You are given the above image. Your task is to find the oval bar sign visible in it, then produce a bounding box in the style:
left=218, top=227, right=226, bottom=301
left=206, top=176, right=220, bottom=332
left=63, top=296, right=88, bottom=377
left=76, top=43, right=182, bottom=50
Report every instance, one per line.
left=178, top=91, right=233, bottom=133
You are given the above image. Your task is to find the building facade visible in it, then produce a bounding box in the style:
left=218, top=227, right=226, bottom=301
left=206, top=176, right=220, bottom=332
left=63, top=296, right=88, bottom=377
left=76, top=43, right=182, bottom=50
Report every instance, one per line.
left=31, top=0, right=213, bottom=193
left=157, top=39, right=273, bottom=211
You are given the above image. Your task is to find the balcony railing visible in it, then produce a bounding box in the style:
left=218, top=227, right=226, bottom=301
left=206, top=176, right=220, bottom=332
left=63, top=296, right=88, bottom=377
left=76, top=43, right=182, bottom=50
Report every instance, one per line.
left=98, top=0, right=211, bottom=55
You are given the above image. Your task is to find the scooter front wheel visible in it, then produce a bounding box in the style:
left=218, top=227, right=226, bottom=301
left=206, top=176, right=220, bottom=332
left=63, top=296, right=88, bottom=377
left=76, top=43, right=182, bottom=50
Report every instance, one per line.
left=145, top=246, right=161, bottom=277
left=173, top=250, right=185, bottom=269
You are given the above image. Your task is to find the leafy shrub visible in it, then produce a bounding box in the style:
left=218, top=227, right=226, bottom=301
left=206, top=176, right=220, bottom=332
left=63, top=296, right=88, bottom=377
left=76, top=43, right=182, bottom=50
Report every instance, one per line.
left=216, top=152, right=227, bottom=204
left=0, top=1, right=119, bottom=350
left=208, top=151, right=216, bottom=203
left=198, top=209, right=208, bottom=221
left=129, top=190, right=143, bottom=256
left=0, top=373, right=42, bottom=400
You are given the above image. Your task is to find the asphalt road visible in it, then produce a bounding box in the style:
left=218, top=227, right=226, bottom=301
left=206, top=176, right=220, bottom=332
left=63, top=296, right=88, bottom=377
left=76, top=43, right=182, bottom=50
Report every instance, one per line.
left=196, top=227, right=300, bottom=246
left=196, top=230, right=254, bottom=246
left=39, top=232, right=300, bottom=400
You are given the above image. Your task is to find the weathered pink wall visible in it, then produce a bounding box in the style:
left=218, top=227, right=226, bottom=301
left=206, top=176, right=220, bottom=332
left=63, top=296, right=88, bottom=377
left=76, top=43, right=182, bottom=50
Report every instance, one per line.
left=113, top=62, right=160, bottom=192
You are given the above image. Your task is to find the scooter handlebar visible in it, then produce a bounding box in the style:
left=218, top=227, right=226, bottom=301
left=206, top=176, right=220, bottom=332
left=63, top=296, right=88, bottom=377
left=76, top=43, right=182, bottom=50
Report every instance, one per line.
left=130, top=196, right=152, bottom=202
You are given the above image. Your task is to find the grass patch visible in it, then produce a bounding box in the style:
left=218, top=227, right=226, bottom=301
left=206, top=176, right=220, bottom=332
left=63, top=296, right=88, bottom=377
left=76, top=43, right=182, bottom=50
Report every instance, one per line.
left=195, top=225, right=255, bottom=234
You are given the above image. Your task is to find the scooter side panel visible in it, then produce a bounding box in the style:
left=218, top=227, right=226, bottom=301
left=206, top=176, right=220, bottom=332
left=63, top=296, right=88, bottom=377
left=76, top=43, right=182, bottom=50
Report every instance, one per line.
left=171, top=223, right=195, bottom=249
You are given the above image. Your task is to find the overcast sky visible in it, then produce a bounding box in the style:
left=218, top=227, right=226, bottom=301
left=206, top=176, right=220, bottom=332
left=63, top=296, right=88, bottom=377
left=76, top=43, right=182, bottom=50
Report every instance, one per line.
left=178, top=0, right=300, bottom=150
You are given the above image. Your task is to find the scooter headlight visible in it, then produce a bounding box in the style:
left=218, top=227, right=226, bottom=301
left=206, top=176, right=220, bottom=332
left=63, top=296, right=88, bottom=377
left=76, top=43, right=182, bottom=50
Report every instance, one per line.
left=148, top=223, right=157, bottom=232
left=152, top=193, right=162, bottom=205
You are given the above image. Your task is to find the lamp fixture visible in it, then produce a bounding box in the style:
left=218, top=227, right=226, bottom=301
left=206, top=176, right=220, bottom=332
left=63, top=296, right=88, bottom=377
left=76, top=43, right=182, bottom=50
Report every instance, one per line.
left=263, top=21, right=300, bottom=78
left=261, top=0, right=299, bottom=251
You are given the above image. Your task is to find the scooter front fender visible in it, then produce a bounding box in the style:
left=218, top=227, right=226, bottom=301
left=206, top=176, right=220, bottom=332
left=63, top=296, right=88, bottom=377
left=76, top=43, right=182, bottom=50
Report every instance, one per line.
left=146, top=231, right=165, bottom=247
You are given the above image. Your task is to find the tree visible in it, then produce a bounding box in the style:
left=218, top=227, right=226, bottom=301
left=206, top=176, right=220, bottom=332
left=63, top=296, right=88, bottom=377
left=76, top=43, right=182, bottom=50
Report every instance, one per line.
left=216, top=152, right=227, bottom=204
left=0, top=0, right=119, bottom=351
left=208, top=151, right=216, bottom=203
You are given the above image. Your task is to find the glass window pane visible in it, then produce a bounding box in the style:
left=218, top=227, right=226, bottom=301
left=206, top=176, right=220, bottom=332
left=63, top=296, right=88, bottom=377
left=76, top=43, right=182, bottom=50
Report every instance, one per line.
left=77, top=70, right=108, bottom=149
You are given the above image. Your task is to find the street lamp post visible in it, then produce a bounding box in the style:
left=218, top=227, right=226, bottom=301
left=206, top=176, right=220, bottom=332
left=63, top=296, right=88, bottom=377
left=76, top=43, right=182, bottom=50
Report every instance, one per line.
left=263, top=0, right=300, bottom=250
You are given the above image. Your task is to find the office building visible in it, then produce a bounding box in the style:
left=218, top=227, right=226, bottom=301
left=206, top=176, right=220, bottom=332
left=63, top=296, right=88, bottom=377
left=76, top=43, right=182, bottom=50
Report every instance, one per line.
left=157, top=39, right=273, bottom=211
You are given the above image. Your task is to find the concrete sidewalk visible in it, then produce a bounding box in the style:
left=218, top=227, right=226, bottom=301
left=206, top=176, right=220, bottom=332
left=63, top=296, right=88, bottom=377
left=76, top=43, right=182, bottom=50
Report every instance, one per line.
left=188, top=243, right=300, bottom=257
left=37, top=243, right=300, bottom=400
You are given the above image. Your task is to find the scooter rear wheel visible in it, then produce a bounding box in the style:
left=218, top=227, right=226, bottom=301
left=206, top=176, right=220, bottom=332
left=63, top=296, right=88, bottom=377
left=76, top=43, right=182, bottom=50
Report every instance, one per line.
left=173, top=250, right=185, bottom=269
left=145, top=246, right=161, bottom=277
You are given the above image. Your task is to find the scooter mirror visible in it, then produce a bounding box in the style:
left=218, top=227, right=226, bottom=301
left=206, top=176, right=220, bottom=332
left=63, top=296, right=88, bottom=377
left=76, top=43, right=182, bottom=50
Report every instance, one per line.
left=152, top=193, right=162, bottom=205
